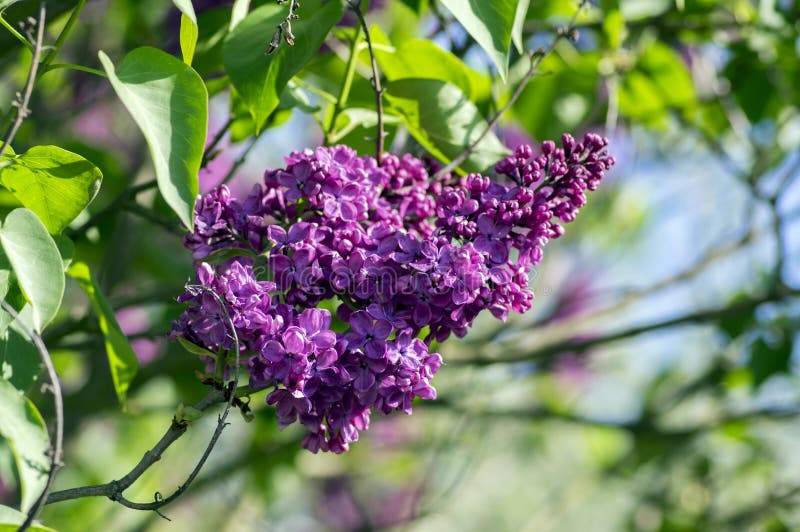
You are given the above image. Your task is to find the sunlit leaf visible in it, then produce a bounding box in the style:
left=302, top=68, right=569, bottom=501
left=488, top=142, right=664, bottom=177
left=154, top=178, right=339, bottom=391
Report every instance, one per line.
left=0, top=146, right=102, bottom=235
left=511, top=0, right=531, bottom=53
left=99, top=47, right=207, bottom=230
left=230, top=0, right=251, bottom=30
left=385, top=78, right=509, bottom=173
left=438, top=0, right=520, bottom=81
left=373, top=37, right=491, bottom=103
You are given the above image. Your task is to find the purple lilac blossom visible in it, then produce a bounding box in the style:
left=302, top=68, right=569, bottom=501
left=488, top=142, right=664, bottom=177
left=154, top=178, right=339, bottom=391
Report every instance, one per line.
left=172, top=134, right=615, bottom=453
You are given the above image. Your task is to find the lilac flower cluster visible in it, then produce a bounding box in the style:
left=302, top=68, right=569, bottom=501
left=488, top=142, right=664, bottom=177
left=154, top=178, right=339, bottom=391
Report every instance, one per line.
left=173, top=134, right=614, bottom=452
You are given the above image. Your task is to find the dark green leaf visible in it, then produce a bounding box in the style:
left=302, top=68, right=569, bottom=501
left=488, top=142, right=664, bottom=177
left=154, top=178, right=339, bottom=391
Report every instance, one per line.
left=52, top=234, right=74, bottom=271
left=438, top=0, right=520, bottom=81
left=222, top=0, right=344, bottom=130
left=0, top=379, right=50, bottom=513
left=0, top=327, right=40, bottom=391
left=749, top=331, right=793, bottom=387
left=67, top=262, right=139, bottom=408
left=99, top=47, right=207, bottom=230
left=398, top=0, right=426, bottom=13
left=0, top=146, right=102, bottom=235
left=0, top=209, right=65, bottom=332
left=385, top=78, right=509, bottom=173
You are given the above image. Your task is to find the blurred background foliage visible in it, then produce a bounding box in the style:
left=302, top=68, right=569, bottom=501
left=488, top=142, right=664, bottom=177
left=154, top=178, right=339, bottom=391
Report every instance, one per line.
left=1, top=0, right=799, bottom=530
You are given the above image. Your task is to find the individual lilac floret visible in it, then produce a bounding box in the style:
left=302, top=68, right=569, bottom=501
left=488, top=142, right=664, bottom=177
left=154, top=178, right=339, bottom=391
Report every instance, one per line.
left=172, top=136, right=614, bottom=453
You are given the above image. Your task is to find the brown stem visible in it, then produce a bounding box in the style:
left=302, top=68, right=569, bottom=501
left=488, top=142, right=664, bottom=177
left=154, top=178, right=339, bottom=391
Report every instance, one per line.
left=0, top=2, right=45, bottom=162
left=453, top=286, right=800, bottom=366
left=46, top=286, right=242, bottom=518
left=0, top=302, right=64, bottom=532
left=347, top=0, right=385, bottom=165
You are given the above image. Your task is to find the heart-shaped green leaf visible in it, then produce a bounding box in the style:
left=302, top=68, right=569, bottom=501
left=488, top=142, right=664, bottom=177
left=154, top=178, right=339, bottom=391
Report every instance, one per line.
left=0, top=146, right=102, bottom=235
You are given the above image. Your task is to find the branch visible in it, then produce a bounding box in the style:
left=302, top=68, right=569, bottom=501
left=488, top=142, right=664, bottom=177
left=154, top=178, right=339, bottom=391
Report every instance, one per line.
left=37, top=0, right=86, bottom=79
left=122, top=200, right=185, bottom=236
left=346, top=0, right=385, bottom=164
left=65, top=179, right=157, bottom=240
left=433, top=0, right=590, bottom=179
left=47, top=286, right=243, bottom=518
left=453, top=286, right=800, bottom=366
left=0, top=300, right=64, bottom=532
left=201, top=117, right=234, bottom=169
left=0, top=2, right=45, bottom=162
left=221, top=134, right=260, bottom=185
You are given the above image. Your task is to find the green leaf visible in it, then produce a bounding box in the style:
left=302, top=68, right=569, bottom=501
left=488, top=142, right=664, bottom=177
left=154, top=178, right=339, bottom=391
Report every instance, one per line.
left=511, top=0, right=531, bottom=53
left=180, top=14, right=199, bottom=65
left=223, top=0, right=344, bottom=130
left=0, top=379, right=50, bottom=513
left=0, top=209, right=65, bottom=332
left=385, top=78, right=509, bottom=173
left=172, top=0, right=197, bottom=24
left=0, top=146, right=103, bottom=235
left=0, top=327, right=40, bottom=391
left=330, top=108, right=400, bottom=143
left=619, top=41, right=695, bottom=127
left=438, top=0, right=520, bottom=81
left=230, top=0, right=251, bottom=31
left=67, top=262, right=139, bottom=408
left=0, top=504, right=56, bottom=532
left=512, top=51, right=600, bottom=140
left=0, top=1, right=23, bottom=12
left=98, top=47, right=207, bottom=230
left=398, top=0, right=426, bottom=13
left=373, top=37, right=491, bottom=103
left=52, top=234, right=74, bottom=271
left=749, top=330, right=793, bottom=388
left=174, top=0, right=199, bottom=66
left=177, top=336, right=217, bottom=358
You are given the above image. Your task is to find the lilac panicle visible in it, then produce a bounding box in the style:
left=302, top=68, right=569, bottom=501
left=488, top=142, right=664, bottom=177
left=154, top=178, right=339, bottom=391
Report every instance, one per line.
left=173, top=134, right=615, bottom=452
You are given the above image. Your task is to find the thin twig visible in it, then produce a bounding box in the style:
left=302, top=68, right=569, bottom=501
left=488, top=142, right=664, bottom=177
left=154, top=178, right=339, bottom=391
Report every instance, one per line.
left=453, top=286, right=800, bottom=366
left=433, top=0, right=590, bottom=179
left=65, top=179, right=157, bottom=240
left=1, top=301, right=64, bottom=532
left=0, top=2, right=45, bottom=161
left=221, top=135, right=260, bottom=185
left=346, top=0, right=385, bottom=164
left=201, top=117, right=234, bottom=169
left=37, top=0, right=86, bottom=78
left=122, top=200, right=185, bottom=236
left=324, top=28, right=361, bottom=144
left=47, top=287, right=242, bottom=516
